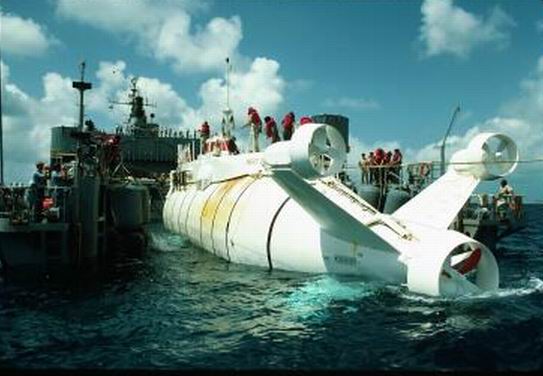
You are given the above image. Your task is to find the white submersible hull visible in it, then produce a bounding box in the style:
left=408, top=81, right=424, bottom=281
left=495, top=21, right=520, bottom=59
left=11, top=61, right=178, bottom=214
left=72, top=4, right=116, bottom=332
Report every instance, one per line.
left=163, top=124, right=519, bottom=297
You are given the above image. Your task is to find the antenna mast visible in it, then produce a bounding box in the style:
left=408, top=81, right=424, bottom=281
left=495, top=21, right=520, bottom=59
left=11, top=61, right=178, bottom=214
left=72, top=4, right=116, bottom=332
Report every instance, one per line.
left=221, top=57, right=235, bottom=137
left=72, top=61, right=92, bottom=131
left=226, top=57, right=231, bottom=109
left=440, top=104, right=461, bottom=176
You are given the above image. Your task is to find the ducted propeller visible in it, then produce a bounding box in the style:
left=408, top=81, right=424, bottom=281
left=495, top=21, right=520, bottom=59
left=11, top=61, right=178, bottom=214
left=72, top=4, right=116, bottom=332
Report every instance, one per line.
left=451, top=132, right=519, bottom=180
left=480, top=134, right=518, bottom=179
left=406, top=229, right=499, bottom=297
left=306, top=125, right=346, bottom=176
left=275, top=123, right=347, bottom=179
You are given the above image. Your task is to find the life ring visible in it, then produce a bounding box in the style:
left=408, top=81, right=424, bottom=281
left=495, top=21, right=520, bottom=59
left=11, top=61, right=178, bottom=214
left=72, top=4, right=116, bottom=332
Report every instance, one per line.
left=419, top=162, right=431, bottom=177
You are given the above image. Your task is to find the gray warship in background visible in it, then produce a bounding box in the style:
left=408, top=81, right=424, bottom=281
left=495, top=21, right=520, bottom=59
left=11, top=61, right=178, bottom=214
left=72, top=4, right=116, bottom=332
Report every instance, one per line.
left=52, top=76, right=200, bottom=221
left=0, top=63, right=200, bottom=273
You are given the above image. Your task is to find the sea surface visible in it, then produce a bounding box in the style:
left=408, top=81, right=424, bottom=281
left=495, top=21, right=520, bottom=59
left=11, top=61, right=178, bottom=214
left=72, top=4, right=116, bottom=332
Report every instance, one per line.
left=1, top=205, right=542, bottom=371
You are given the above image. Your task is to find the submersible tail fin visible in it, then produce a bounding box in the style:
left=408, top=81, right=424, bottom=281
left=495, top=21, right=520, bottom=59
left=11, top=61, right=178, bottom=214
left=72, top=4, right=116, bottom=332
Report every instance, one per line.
left=263, top=123, right=396, bottom=252
left=393, top=133, right=519, bottom=230
left=394, top=133, right=518, bottom=296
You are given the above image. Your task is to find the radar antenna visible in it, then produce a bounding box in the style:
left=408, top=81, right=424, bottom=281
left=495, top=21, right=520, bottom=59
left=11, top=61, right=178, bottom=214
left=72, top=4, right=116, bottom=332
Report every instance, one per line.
left=108, top=76, right=156, bottom=131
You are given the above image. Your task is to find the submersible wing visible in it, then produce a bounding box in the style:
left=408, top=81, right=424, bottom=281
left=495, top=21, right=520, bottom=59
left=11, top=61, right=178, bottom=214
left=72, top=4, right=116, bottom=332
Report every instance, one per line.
left=163, top=124, right=519, bottom=297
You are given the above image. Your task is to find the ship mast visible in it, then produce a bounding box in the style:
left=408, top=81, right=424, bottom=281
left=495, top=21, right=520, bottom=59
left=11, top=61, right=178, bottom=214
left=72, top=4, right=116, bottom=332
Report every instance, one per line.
left=440, top=105, right=461, bottom=176
left=72, top=61, right=92, bottom=131
left=226, top=57, right=231, bottom=109
left=221, top=57, right=235, bottom=137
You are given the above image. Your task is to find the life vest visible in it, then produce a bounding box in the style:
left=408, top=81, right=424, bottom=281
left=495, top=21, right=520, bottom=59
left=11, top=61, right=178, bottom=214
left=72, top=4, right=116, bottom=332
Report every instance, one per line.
left=42, top=197, right=54, bottom=210
left=265, top=118, right=277, bottom=138
left=250, top=112, right=261, bottom=126
left=299, top=116, right=312, bottom=125
left=282, top=114, right=294, bottom=130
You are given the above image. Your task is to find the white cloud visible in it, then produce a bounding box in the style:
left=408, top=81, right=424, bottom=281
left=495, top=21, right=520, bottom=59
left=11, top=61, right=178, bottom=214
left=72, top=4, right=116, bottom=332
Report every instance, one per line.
left=411, top=56, right=543, bottom=165
left=56, top=0, right=242, bottom=74
left=0, top=11, right=58, bottom=57
left=180, top=57, right=286, bottom=134
left=345, top=55, right=543, bottom=199
left=323, top=97, right=380, bottom=111
left=54, top=0, right=287, bottom=143
left=419, top=0, right=514, bottom=59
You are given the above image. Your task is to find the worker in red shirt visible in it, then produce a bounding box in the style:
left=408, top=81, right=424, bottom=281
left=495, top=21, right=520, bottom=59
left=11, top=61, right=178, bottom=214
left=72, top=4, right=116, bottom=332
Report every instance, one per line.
left=264, top=116, right=280, bottom=144
left=244, top=107, right=262, bottom=152
left=374, top=148, right=385, bottom=186
left=384, top=151, right=393, bottom=183
left=281, top=112, right=295, bottom=141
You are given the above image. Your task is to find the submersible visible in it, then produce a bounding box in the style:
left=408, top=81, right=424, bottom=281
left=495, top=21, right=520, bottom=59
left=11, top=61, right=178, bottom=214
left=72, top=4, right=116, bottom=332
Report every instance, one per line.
left=163, top=122, right=519, bottom=297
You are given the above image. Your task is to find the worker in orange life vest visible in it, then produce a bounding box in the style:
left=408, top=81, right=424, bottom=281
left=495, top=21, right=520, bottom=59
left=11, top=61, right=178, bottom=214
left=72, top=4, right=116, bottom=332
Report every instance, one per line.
left=281, top=111, right=295, bottom=141
left=391, top=148, right=403, bottom=183
left=244, top=107, right=262, bottom=152
left=374, top=148, right=385, bottom=186
left=264, top=116, right=280, bottom=144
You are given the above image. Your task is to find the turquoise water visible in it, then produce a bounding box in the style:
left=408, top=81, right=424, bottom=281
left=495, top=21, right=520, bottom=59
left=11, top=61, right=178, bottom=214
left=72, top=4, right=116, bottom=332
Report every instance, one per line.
left=1, top=205, right=542, bottom=370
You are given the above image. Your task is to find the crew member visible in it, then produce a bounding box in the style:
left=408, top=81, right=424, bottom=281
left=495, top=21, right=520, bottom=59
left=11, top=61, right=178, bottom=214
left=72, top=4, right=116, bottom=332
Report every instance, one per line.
left=30, top=161, right=46, bottom=221
left=374, top=148, right=385, bottom=186
left=264, top=116, right=280, bottom=144
left=384, top=151, right=392, bottom=183
left=358, top=153, right=369, bottom=184
left=228, top=136, right=240, bottom=155
left=368, top=151, right=376, bottom=184
left=244, top=107, right=262, bottom=152
left=391, top=148, right=402, bottom=183
left=49, top=163, right=65, bottom=216
left=495, top=179, right=514, bottom=209
left=198, top=121, right=211, bottom=153
left=281, top=112, right=295, bottom=141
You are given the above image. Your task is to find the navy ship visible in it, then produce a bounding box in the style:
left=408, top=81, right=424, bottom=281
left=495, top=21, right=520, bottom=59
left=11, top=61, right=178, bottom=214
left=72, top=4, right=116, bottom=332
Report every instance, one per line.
left=354, top=107, right=525, bottom=250
left=0, top=62, right=199, bottom=273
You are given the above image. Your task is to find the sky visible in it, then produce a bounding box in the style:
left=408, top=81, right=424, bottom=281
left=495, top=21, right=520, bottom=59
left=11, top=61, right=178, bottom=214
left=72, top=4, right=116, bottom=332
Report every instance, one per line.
left=1, top=0, right=542, bottom=201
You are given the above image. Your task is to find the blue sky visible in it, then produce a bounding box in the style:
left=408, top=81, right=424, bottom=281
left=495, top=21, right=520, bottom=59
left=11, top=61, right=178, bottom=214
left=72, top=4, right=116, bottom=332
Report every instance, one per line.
left=1, top=0, right=542, bottom=200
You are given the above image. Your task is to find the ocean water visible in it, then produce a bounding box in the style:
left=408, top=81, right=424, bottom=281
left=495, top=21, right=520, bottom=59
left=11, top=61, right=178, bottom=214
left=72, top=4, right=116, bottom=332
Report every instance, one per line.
left=1, top=205, right=542, bottom=371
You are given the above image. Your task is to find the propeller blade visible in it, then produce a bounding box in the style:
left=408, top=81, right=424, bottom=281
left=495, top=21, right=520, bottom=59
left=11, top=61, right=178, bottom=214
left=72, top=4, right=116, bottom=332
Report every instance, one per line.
left=496, top=139, right=507, bottom=153
left=309, top=143, right=327, bottom=157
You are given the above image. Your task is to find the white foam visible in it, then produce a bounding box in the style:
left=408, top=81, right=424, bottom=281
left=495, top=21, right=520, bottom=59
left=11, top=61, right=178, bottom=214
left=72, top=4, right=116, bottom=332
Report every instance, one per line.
left=397, top=276, right=543, bottom=304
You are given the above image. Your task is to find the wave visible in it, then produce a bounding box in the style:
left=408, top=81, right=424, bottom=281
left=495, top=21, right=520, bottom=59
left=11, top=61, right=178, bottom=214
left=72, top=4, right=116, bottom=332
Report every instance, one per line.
left=396, top=276, right=543, bottom=304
